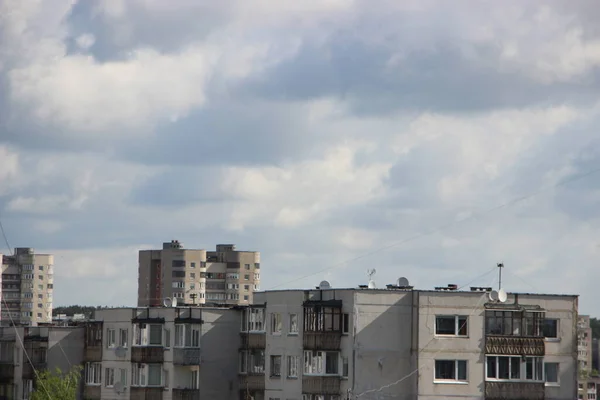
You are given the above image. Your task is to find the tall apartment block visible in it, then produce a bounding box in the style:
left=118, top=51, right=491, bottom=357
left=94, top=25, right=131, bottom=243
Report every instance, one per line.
left=240, top=282, right=578, bottom=400
left=576, top=315, right=599, bottom=400
left=1, top=248, right=54, bottom=326
left=138, top=241, right=260, bottom=307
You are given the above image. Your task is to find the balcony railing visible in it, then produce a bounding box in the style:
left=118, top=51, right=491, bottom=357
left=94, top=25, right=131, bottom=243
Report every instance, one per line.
left=173, top=348, right=201, bottom=365
left=130, top=387, right=163, bottom=400
left=0, top=365, right=14, bottom=381
left=131, top=347, right=164, bottom=363
left=83, top=385, right=101, bottom=399
left=485, top=381, right=545, bottom=400
left=303, top=332, right=342, bottom=350
left=172, top=388, right=200, bottom=400
left=485, top=336, right=545, bottom=356
left=302, top=376, right=341, bottom=395
left=84, top=346, right=102, bottom=362
left=239, top=374, right=265, bottom=391
left=240, top=332, right=266, bottom=349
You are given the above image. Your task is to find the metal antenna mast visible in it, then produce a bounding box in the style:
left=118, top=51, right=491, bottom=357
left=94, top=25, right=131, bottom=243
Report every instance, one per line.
left=497, top=263, right=504, bottom=290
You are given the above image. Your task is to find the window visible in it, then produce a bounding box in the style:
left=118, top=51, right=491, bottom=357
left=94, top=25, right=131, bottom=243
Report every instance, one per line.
left=434, top=360, right=467, bottom=382
left=106, top=329, right=116, bottom=348
left=131, top=364, right=163, bottom=387
left=190, top=273, right=195, bottom=279
left=227, top=273, right=239, bottom=280
left=289, top=314, right=299, bottom=334
left=191, top=262, right=196, bottom=268
left=270, top=355, right=282, bottom=377
left=38, top=275, right=43, bottom=280
left=244, top=295, right=249, bottom=301
left=244, top=274, right=250, bottom=280
left=133, top=324, right=163, bottom=346
left=342, top=356, right=349, bottom=377
left=174, top=324, right=201, bottom=347
left=303, top=351, right=340, bottom=375
left=244, top=284, right=250, bottom=291
left=38, top=266, right=44, bottom=271
left=287, top=356, right=299, bottom=378
left=342, top=313, right=350, bottom=334
left=485, top=310, right=543, bottom=336
left=119, top=368, right=127, bottom=386
left=435, top=316, right=468, bottom=336
left=271, top=313, right=282, bottom=335
left=239, top=349, right=265, bottom=374
left=172, top=281, right=185, bottom=289
left=545, top=362, right=559, bottom=384
left=486, top=356, right=543, bottom=381
left=304, top=306, right=342, bottom=332
left=254, top=273, right=260, bottom=280
left=241, top=308, right=265, bottom=332
left=543, top=319, right=559, bottom=339
left=255, top=263, right=260, bottom=268
left=119, top=329, right=128, bottom=347
left=105, top=368, right=115, bottom=387
left=85, top=362, right=102, bottom=385
left=245, top=264, right=251, bottom=270
left=164, top=328, right=170, bottom=348
left=172, top=260, right=186, bottom=268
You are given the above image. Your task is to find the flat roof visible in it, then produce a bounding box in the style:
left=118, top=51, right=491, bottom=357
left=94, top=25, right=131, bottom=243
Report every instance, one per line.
left=257, top=288, right=579, bottom=298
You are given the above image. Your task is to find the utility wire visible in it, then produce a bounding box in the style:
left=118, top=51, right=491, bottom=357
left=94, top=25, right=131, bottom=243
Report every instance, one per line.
left=268, top=164, right=600, bottom=290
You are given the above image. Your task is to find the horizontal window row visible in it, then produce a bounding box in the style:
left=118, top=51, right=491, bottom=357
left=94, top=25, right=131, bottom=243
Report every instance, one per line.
left=239, top=350, right=349, bottom=378
left=85, top=363, right=177, bottom=388
left=240, top=308, right=350, bottom=334
left=100, top=324, right=201, bottom=348
left=433, top=357, right=559, bottom=384
left=434, top=313, right=560, bottom=338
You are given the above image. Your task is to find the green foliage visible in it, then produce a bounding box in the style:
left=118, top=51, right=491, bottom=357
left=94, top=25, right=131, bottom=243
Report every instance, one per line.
left=31, top=366, right=81, bottom=400
left=52, top=305, right=99, bottom=317
left=590, top=317, right=600, bottom=339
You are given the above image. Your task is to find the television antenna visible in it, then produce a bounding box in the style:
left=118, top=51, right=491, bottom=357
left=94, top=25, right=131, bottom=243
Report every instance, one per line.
left=497, top=263, right=504, bottom=291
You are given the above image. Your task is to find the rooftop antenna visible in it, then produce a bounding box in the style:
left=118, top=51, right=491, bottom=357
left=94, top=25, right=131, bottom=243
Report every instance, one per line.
left=367, top=269, right=377, bottom=289
left=497, top=263, right=504, bottom=291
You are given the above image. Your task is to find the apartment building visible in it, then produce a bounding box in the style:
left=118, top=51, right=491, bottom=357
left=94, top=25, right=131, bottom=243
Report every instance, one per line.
left=240, top=282, right=578, bottom=400
left=0, top=325, right=84, bottom=399
left=138, top=241, right=260, bottom=307
left=576, top=316, right=599, bottom=400
left=1, top=248, right=55, bottom=326
left=82, top=305, right=240, bottom=400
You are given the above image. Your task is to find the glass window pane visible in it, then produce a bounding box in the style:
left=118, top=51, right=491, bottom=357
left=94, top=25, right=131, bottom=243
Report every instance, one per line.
left=486, top=357, right=496, bottom=378
left=498, top=357, right=509, bottom=379
left=436, top=317, right=456, bottom=335
left=457, top=317, right=468, bottom=336
left=545, top=363, right=559, bottom=383
left=457, top=361, right=467, bottom=380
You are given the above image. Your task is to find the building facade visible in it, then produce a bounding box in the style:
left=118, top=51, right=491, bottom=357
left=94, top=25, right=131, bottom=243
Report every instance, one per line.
left=82, top=306, right=240, bottom=400
left=0, top=325, right=84, bottom=399
left=138, top=241, right=260, bottom=308
left=241, top=284, right=578, bottom=400
left=1, top=248, right=54, bottom=326
left=576, top=315, right=599, bottom=400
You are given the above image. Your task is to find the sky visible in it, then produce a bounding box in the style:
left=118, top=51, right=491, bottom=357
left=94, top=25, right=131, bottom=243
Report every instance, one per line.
left=1, top=0, right=600, bottom=313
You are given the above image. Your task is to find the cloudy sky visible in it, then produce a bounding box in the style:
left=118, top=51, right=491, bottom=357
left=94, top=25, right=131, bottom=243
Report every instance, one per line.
left=1, top=0, right=600, bottom=313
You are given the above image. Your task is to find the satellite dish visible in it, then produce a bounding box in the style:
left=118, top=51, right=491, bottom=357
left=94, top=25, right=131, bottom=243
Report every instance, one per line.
left=397, top=277, right=409, bottom=287
left=172, top=297, right=178, bottom=307
left=489, top=290, right=499, bottom=302
left=114, top=346, right=126, bottom=358
left=114, top=381, right=125, bottom=394
left=498, top=288, right=507, bottom=303
left=163, top=298, right=172, bottom=307
left=319, top=280, right=331, bottom=290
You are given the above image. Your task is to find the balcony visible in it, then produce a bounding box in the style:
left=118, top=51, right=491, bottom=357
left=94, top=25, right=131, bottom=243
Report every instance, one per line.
left=84, top=346, right=102, bottom=362
left=302, top=376, right=341, bottom=395
left=22, top=363, right=45, bottom=380
left=485, top=336, right=545, bottom=356
left=303, top=332, right=342, bottom=350
left=239, top=374, right=265, bottom=391
left=131, top=347, right=164, bottom=363
left=130, top=387, right=163, bottom=400
left=173, top=348, right=201, bottom=365
left=240, top=332, right=266, bottom=349
left=172, top=389, right=200, bottom=400
left=0, top=365, right=13, bottom=382
left=83, top=385, right=101, bottom=399
left=485, top=381, right=545, bottom=400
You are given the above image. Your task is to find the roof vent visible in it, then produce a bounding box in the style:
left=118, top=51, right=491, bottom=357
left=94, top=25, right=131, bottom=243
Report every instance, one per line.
left=435, top=284, right=459, bottom=291
left=317, top=280, right=331, bottom=290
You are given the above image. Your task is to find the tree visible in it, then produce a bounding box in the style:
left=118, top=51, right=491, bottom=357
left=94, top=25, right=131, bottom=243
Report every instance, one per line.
left=590, top=317, right=600, bottom=339
left=31, top=366, right=82, bottom=400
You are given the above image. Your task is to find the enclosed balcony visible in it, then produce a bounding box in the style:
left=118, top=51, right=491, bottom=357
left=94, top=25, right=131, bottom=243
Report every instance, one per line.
left=130, top=387, right=163, bottom=400
left=83, top=385, right=101, bottom=399
left=0, top=365, right=13, bottom=383
left=485, top=381, right=545, bottom=400
left=172, top=388, right=200, bottom=400
left=302, top=376, right=341, bottom=395
left=239, top=374, right=265, bottom=391
left=84, top=322, right=103, bottom=362
left=484, top=306, right=546, bottom=356
left=240, top=332, right=266, bottom=349
left=303, top=300, right=343, bottom=351
left=131, top=347, right=164, bottom=363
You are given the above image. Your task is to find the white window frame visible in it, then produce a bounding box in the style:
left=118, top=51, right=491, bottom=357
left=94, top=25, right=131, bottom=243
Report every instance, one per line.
left=271, top=313, right=282, bottom=335
left=85, top=362, right=102, bottom=385
left=287, top=355, right=299, bottom=378
left=105, top=367, right=115, bottom=387
left=133, top=324, right=163, bottom=346
left=543, top=318, right=560, bottom=340
left=270, top=355, right=282, bottom=377
left=174, top=324, right=201, bottom=348
left=289, top=314, right=299, bottom=335
left=434, top=359, right=468, bottom=383
left=241, top=308, right=265, bottom=332
left=435, top=315, right=468, bottom=337
left=119, top=328, right=128, bottom=347
left=303, top=351, right=340, bottom=376
left=485, top=355, right=544, bottom=382
left=131, top=364, right=164, bottom=387
left=106, top=328, right=116, bottom=348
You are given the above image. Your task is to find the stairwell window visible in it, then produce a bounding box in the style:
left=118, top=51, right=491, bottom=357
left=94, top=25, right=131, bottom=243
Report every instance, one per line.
left=545, top=362, right=559, bottom=385
left=434, top=360, right=467, bottom=383
left=435, top=315, right=468, bottom=336
left=543, top=319, right=559, bottom=339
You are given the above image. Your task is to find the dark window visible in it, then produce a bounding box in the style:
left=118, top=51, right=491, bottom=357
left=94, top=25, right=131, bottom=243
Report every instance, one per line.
left=434, top=360, right=467, bottom=381
left=172, top=260, right=186, bottom=268
left=485, top=311, right=543, bottom=337
left=435, top=316, right=468, bottom=336
left=543, top=319, right=558, bottom=338
left=342, top=313, right=349, bottom=334
left=172, top=271, right=185, bottom=278
left=304, top=306, right=342, bottom=332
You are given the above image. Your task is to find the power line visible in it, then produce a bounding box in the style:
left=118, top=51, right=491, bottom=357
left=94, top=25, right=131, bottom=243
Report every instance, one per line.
left=268, top=163, right=600, bottom=290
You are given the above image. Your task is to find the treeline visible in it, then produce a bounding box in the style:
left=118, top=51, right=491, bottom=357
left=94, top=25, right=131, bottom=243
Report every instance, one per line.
left=53, top=305, right=110, bottom=317
left=591, top=318, right=600, bottom=339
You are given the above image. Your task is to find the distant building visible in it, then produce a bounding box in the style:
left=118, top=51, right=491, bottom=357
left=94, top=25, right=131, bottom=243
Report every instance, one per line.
left=82, top=306, right=240, bottom=400
left=1, top=248, right=55, bottom=326
left=138, top=241, right=260, bottom=307
left=577, top=316, right=600, bottom=400
left=0, top=325, right=84, bottom=399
